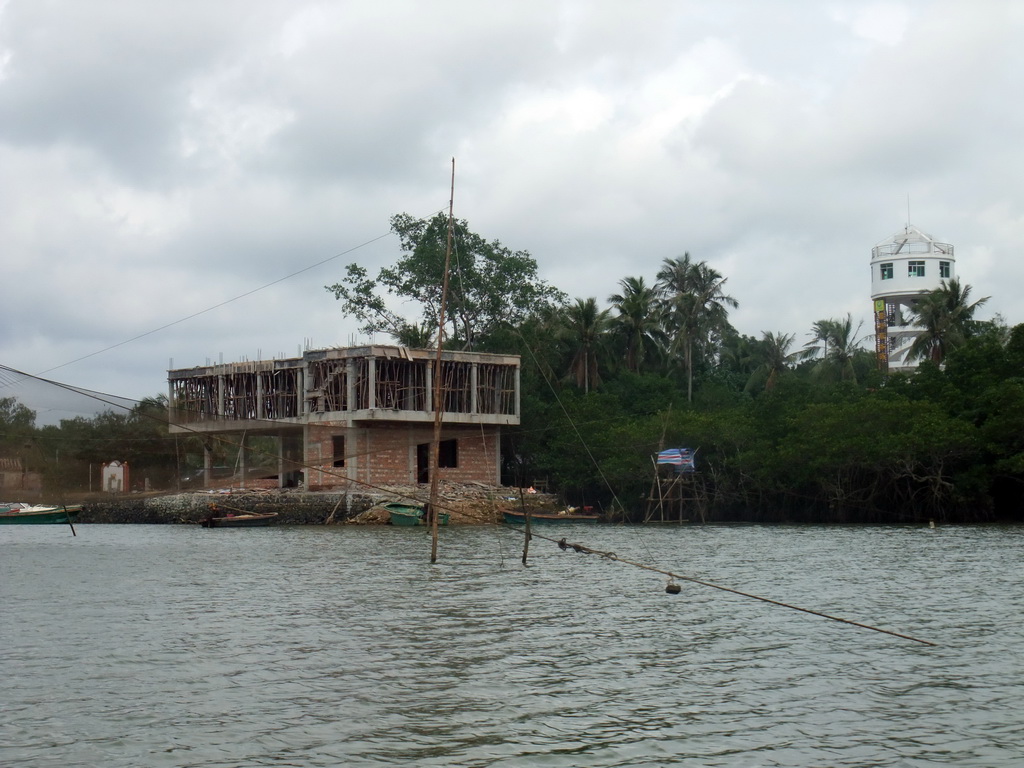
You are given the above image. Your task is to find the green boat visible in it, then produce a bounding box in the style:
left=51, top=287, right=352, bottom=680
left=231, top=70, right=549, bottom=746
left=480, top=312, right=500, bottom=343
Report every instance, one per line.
left=383, top=502, right=450, bottom=527
left=0, top=503, right=82, bottom=524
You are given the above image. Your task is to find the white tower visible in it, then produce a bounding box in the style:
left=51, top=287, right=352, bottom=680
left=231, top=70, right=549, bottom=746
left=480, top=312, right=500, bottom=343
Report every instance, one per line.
left=870, top=225, right=955, bottom=374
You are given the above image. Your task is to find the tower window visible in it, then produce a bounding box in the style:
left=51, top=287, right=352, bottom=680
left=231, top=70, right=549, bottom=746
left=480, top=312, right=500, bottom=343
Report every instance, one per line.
left=940, top=261, right=951, bottom=278
left=332, top=435, right=345, bottom=467
left=908, top=261, right=925, bottom=277
left=880, top=263, right=893, bottom=280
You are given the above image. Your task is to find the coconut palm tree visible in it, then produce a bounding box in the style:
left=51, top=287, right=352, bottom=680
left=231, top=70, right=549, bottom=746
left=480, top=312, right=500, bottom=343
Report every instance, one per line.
left=608, top=276, right=664, bottom=373
left=392, top=321, right=435, bottom=349
left=908, top=278, right=989, bottom=364
left=745, top=331, right=799, bottom=392
left=801, top=318, right=837, bottom=362
left=560, top=297, right=611, bottom=393
left=656, top=254, right=738, bottom=402
left=803, top=314, right=865, bottom=382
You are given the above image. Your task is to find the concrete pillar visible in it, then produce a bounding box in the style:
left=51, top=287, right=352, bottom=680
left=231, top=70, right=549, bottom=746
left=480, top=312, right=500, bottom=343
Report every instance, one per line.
left=425, top=361, right=433, bottom=414
left=277, top=434, right=286, bottom=489
left=514, top=366, right=521, bottom=418
left=367, top=356, right=376, bottom=409
left=494, top=426, right=502, bottom=485
left=203, top=440, right=213, bottom=487
left=346, top=359, right=355, bottom=411
left=471, top=363, right=478, bottom=414
left=256, top=373, right=265, bottom=420
left=239, top=434, right=248, bottom=489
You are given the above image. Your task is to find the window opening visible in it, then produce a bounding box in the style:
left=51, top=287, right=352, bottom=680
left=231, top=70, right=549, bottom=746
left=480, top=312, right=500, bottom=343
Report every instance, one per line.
left=332, top=435, right=345, bottom=468
left=438, top=439, right=458, bottom=468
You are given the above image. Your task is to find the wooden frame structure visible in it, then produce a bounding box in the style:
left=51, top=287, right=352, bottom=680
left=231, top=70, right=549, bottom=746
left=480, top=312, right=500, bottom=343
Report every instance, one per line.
left=644, top=458, right=707, bottom=523
left=167, top=345, right=520, bottom=489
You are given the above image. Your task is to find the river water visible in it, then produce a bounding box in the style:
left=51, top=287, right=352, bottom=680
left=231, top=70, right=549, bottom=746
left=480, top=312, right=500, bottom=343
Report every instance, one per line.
left=2, top=523, right=1021, bottom=767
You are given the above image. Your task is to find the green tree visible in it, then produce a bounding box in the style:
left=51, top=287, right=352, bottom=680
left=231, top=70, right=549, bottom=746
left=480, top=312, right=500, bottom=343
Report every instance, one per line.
left=745, top=331, right=799, bottom=392
left=801, top=318, right=835, bottom=362
left=326, top=213, right=565, bottom=349
left=0, top=396, right=36, bottom=445
left=908, top=278, right=989, bottom=364
left=608, top=276, right=663, bottom=373
left=393, top=321, right=435, bottom=349
left=802, top=314, right=865, bottom=383
left=44, top=394, right=178, bottom=491
left=656, top=254, right=738, bottom=403
left=559, top=297, right=611, bottom=393
left=0, top=396, right=37, bottom=477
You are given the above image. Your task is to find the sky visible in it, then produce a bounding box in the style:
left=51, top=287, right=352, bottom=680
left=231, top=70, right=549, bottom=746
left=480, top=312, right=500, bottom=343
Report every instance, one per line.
left=1, top=0, right=1022, bottom=423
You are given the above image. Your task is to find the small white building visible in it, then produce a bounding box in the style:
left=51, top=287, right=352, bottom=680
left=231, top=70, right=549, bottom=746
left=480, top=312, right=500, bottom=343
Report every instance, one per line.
left=101, top=461, right=129, bottom=493
left=870, top=225, right=955, bottom=374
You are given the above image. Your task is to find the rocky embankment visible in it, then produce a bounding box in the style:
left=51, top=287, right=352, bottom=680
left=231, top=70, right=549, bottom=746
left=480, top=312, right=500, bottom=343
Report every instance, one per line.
left=78, top=483, right=563, bottom=525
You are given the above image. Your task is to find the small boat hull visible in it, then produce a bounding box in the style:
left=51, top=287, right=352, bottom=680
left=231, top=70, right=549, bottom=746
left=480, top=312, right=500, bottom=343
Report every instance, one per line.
left=201, top=512, right=278, bottom=528
left=384, top=503, right=449, bottom=526
left=0, top=504, right=82, bottom=525
left=503, top=511, right=600, bottom=525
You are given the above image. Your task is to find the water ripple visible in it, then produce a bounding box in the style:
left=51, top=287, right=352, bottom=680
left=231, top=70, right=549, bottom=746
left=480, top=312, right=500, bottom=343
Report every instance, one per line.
left=2, top=523, right=1022, bottom=766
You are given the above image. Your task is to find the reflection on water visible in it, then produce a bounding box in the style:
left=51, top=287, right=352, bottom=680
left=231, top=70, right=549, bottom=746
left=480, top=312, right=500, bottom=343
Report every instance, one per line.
left=2, top=524, right=1021, bottom=767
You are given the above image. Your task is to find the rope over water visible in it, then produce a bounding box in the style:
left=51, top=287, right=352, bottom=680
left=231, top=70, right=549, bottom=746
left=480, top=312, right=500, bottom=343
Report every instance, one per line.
left=1, top=362, right=936, bottom=647
left=545, top=534, right=936, bottom=647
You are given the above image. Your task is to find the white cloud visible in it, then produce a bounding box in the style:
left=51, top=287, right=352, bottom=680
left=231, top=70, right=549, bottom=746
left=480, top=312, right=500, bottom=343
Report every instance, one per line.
left=833, top=2, right=912, bottom=46
left=0, top=0, right=1022, bottom=419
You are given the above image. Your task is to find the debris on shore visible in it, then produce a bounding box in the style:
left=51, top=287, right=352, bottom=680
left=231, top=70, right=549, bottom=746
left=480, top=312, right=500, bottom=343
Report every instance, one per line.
left=79, top=482, right=563, bottom=525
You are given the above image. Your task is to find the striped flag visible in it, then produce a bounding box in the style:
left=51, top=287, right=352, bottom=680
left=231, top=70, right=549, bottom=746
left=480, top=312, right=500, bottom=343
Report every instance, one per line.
left=657, top=448, right=696, bottom=471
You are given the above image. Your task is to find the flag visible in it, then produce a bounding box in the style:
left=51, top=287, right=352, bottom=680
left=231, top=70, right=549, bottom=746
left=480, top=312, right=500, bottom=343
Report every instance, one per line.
left=657, top=448, right=695, bottom=472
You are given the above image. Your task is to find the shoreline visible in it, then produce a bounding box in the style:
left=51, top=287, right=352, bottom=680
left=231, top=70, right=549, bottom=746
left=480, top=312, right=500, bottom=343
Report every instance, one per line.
left=72, top=485, right=562, bottom=525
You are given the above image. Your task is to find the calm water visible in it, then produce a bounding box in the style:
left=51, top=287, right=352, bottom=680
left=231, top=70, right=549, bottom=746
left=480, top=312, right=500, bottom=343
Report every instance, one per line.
left=2, top=523, right=1021, bottom=767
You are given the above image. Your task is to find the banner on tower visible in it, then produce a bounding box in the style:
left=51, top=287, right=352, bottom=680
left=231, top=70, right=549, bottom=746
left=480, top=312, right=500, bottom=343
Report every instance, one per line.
left=874, top=298, right=888, bottom=372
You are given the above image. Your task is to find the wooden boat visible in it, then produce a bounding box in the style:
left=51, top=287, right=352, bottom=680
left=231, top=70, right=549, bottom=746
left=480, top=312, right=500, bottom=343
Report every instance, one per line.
left=200, top=511, right=278, bottom=528
left=503, top=509, right=600, bottom=525
left=384, top=502, right=449, bottom=527
left=0, top=503, right=82, bottom=524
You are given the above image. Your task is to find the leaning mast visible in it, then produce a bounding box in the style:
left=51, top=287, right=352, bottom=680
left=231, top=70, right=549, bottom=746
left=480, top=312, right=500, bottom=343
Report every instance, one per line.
left=429, top=158, right=455, bottom=563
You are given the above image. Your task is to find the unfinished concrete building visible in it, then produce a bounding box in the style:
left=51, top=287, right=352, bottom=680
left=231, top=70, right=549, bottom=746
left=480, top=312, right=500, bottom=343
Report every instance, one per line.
left=167, top=345, right=520, bottom=490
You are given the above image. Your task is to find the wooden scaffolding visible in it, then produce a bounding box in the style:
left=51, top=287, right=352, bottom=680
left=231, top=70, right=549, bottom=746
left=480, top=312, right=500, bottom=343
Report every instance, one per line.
left=644, top=457, right=707, bottom=523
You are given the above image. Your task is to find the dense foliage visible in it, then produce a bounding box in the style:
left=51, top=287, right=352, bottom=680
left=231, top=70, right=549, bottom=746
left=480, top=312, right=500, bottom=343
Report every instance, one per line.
left=322, top=213, right=1011, bottom=523
left=4, top=216, right=1015, bottom=523
left=326, top=213, right=566, bottom=349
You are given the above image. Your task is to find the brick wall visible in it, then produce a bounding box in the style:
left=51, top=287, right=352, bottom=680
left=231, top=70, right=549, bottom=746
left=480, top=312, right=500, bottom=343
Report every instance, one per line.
left=305, top=422, right=500, bottom=489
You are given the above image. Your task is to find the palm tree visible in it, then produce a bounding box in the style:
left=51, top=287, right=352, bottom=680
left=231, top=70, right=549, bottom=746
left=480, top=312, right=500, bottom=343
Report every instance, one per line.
left=392, top=321, right=435, bottom=349
left=801, top=318, right=837, bottom=362
left=608, top=276, right=663, bottom=373
left=908, top=279, right=989, bottom=364
left=745, top=331, right=799, bottom=392
left=717, top=328, right=759, bottom=378
left=804, top=314, right=864, bottom=382
left=560, top=297, right=611, bottom=393
left=656, top=254, right=738, bottom=402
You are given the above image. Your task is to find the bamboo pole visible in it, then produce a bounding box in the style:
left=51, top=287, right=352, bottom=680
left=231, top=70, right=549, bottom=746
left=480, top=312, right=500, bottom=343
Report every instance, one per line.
left=64, top=504, right=76, bottom=537
left=430, top=158, right=456, bottom=564
left=519, top=487, right=531, bottom=565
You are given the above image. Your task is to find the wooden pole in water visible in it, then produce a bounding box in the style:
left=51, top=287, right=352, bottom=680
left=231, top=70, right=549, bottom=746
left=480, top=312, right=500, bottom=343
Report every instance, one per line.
left=519, top=487, right=531, bottom=565
left=64, top=504, right=76, bottom=537
left=429, top=158, right=456, bottom=564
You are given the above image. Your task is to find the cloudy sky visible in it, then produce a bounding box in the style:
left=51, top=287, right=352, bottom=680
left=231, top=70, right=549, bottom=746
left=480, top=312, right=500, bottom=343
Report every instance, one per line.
left=1, top=0, right=1022, bottom=422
